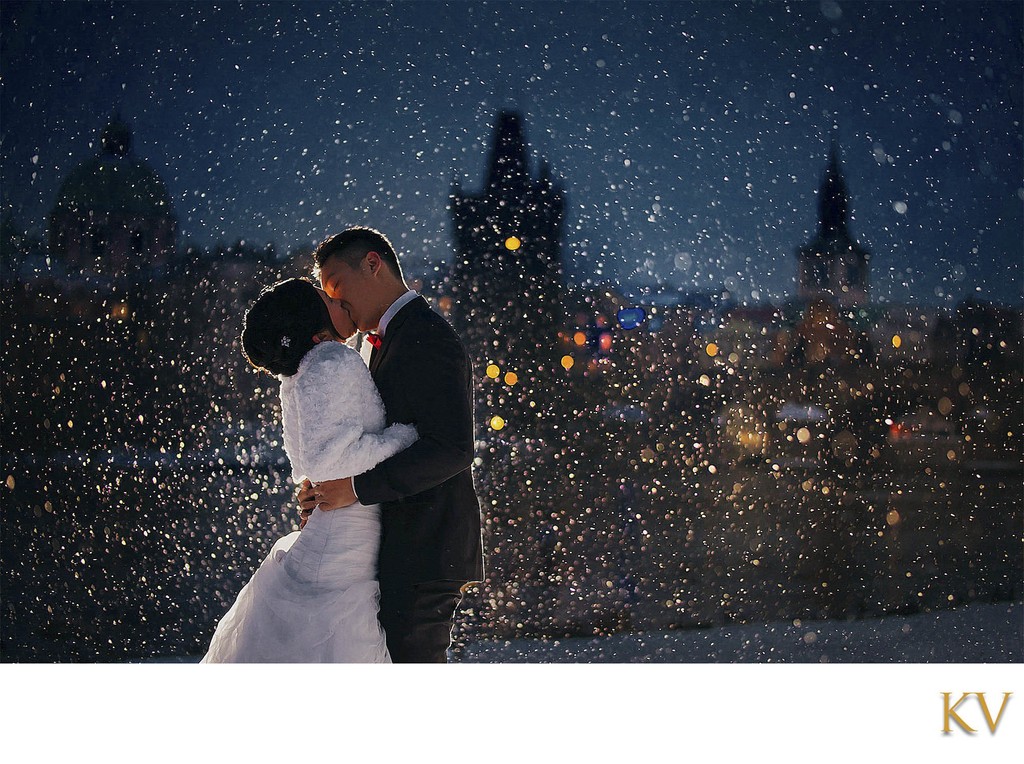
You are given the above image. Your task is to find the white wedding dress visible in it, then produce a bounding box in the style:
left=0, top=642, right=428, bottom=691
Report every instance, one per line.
left=201, top=341, right=417, bottom=663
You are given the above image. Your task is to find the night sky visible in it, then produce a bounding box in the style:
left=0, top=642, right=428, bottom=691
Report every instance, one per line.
left=2, top=0, right=1021, bottom=306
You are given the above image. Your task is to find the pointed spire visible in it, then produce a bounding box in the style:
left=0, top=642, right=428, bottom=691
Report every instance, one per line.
left=818, top=141, right=849, bottom=236
left=485, top=110, right=530, bottom=193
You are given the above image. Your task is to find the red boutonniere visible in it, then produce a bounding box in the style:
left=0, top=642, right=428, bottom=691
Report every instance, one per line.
left=365, top=332, right=382, bottom=349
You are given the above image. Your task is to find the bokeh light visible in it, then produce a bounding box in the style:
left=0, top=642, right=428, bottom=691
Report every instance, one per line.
left=617, top=307, right=646, bottom=330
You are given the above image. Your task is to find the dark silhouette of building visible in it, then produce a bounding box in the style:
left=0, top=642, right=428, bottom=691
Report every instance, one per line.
left=48, top=117, right=177, bottom=278
left=796, top=143, right=870, bottom=307
left=955, top=297, right=1024, bottom=372
left=448, top=110, right=566, bottom=378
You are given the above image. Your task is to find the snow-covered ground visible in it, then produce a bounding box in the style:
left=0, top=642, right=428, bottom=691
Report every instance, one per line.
left=455, top=601, right=1022, bottom=662
left=154, top=601, right=1020, bottom=662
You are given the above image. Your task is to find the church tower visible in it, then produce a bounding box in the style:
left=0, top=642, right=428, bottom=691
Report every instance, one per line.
left=448, top=110, right=566, bottom=380
left=796, top=143, right=870, bottom=307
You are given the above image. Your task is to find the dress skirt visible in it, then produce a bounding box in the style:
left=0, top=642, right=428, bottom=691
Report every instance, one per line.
left=201, top=503, right=390, bottom=663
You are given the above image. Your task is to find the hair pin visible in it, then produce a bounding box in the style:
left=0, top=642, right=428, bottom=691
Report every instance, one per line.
left=280, top=336, right=291, bottom=347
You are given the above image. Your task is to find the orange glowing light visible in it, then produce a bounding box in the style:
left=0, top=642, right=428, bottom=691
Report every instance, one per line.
left=504, top=372, right=518, bottom=386
left=573, top=331, right=587, bottom=347
left=705, top=342, right=719, bottom=357
left=891, top=334, right=902, bottom=348
left=504, top=236, right=522, bottom=251
left=561, top=355, right=575, bottom=370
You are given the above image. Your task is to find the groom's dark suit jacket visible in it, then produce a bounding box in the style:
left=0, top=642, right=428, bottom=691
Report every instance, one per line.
left=353, top=295, right=484, bottom=588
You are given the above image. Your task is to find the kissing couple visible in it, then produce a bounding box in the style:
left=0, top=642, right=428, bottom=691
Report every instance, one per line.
left=202, top=226, right=484, bottom=663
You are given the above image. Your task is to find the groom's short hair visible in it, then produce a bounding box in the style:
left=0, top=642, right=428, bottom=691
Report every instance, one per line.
left=313, top=227, right=403, bottom=280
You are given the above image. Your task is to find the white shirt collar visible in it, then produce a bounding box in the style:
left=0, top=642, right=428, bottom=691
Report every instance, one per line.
left=378, top=289, right=418, bottom=337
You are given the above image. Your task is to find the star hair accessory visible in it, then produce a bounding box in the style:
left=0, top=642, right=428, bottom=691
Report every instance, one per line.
left=280, top=335, right=291, bottom=347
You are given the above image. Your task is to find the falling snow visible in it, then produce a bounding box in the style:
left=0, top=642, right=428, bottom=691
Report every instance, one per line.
left=1, top=1, right=1021, bottom=663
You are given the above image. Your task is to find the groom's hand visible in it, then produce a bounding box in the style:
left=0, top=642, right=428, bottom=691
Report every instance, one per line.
left=310, top=477, right=357, bottom=511
left=295, top=477, right=356, bottom=527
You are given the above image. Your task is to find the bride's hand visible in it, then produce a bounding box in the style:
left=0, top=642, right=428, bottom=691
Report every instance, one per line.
left=296, top=479, right=316, bottom=529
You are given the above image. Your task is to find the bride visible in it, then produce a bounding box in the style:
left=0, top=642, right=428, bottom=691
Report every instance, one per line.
left=202, top=278, right=417, bottom=663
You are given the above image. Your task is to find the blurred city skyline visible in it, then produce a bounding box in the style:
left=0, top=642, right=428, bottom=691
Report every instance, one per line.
left=4, top=1, right=1022, bottom=666
left=2, top=0, right=1021, bottom=306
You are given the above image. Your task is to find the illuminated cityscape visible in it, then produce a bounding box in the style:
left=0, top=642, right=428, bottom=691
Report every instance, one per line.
left=1, top=1, right=1020, bottom=662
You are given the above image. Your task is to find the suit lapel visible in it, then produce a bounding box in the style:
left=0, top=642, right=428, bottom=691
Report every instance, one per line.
left=369, top=296, right=426, bottom=375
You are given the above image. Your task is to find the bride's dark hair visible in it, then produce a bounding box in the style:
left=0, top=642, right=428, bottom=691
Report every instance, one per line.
left=241, top=278, right=337, bottom=376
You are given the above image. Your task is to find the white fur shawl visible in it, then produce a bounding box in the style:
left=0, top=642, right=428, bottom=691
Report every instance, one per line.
left=279, top=342, right=417, bottom=484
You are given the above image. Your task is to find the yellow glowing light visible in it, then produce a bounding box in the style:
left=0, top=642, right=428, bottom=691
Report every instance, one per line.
left=739, top=431, right=766, bottom=450
left=489, top=415, right=506, bottom=431
left=796, top=427, right=812, bottom=444
left=504, top=372, right=518, bottom=386
left=891, top=334, right=902, bottom=348
left=504, top=236, right=522, bottom=251
left=573, top=331, right=587, bottom=347
left=485, top=364, right=500, bottom=379
left=561, top=355, right=575, bottom=370
left=706, top=342, right=719, bottom=357
left=110, top=302, right=130, bottom=320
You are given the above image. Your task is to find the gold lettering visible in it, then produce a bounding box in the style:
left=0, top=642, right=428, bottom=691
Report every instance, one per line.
left=976, top=692, right=1012, bottom=734
left=942, top=692, right=976, bottom=734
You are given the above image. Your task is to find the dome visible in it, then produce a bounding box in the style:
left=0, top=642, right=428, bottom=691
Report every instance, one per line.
left=52, top=119, right=174, bottom=219
left=53, top=155, right=174, bottom=219
left=48, top=118, right=178, bottom=275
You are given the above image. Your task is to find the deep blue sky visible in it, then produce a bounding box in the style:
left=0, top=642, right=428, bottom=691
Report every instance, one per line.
left=2, top=1, right=1021, bottom=305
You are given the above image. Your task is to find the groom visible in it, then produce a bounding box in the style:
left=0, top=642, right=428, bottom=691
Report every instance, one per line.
left=297, top=226, right=484, bottom=663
